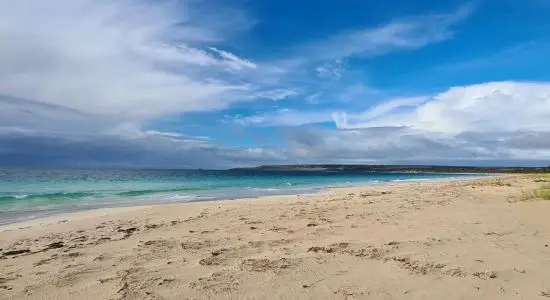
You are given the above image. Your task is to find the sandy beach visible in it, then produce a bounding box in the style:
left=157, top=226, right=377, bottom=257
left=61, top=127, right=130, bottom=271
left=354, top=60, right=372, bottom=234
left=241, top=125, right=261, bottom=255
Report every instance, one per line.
left=1, top=175, right=550, bottom=299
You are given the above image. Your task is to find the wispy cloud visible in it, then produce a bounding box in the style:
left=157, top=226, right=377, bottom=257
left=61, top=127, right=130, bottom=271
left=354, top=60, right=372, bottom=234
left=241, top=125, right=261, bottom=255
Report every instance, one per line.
left=336, top=83, right=381, bottom=102
left=245, top=89, right=301, bottom=101
left=207, top=47, right=258, bottom=70
left=228, top=95, right=426, bottom=128
left=298, top=3, right=474, bottom=62
left=315, top=60, right=347, bottom=79
left=331, top=96, right=428, bottom=129
left=356, top=96, right=428, bottom=122
left=305, top=93, right=323, bottom=104
left=242, top=3, right=477, bottom=104
left=1, top=0, right=473, bottom=121
left=0, top=0, right=266, bottom=121
left=229, top=109, right=333, bottom=127
left=433, top=41, right=550, bottom=73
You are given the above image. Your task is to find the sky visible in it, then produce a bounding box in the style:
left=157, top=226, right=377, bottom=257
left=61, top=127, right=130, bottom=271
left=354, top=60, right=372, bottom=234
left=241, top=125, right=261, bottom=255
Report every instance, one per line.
left=1, top=0, right=550, bottom=168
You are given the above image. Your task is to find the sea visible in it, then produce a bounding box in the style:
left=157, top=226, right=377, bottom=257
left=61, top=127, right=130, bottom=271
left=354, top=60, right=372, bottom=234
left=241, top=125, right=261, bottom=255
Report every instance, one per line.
left=0, top=168, right=481, bottom=225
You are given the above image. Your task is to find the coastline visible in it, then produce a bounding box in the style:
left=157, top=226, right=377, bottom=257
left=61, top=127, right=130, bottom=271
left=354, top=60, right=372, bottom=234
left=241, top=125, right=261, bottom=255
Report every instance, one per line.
left=2, top=175, right=550, bottom=299
left=0, top=173, right=491, bottom=228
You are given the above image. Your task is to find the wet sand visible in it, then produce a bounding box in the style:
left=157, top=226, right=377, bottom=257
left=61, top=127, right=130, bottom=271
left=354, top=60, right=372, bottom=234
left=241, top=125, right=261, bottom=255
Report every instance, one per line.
left=1, top=176, right=550, bottom=299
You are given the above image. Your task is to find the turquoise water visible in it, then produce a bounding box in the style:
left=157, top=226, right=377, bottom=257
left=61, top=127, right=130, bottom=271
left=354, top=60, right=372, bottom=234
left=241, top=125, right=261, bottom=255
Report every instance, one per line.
left=0, top=168, right=479, bottom=225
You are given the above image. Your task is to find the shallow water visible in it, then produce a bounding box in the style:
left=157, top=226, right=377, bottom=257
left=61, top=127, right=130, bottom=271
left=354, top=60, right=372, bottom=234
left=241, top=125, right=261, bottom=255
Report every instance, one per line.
left=0, top=168, right=480, bottom=225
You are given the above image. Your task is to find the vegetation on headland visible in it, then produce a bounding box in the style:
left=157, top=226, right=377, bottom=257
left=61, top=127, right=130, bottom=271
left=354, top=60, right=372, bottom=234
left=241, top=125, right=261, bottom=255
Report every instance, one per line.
left=232, top=164, right=550, bottom=174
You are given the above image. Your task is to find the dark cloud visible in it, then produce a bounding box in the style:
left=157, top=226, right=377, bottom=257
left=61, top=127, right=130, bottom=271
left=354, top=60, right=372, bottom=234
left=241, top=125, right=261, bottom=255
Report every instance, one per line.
left=0, top=132, right=286, bottom=169
left=0, top=95, right=289, bottom=168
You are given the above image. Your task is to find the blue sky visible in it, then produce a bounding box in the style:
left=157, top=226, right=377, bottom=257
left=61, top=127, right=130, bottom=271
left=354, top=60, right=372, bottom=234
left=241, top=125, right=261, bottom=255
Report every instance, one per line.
left=1, top=0, right=550, bottom=168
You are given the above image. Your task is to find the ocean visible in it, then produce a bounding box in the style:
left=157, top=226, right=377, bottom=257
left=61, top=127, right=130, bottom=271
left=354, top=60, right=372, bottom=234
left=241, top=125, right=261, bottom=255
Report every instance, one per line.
left=0, top=168, right=479, bottom=225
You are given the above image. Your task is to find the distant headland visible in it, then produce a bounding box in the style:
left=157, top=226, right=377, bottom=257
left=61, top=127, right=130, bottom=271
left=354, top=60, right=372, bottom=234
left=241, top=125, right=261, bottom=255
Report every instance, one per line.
left=231, top=164, right=550, bottom=174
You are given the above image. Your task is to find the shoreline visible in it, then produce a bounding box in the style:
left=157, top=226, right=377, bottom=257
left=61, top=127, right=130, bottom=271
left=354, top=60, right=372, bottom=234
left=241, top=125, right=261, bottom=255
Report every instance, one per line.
left=3, top=175, right=549, bottom=299
left=0, top=174, right=497, bottom=229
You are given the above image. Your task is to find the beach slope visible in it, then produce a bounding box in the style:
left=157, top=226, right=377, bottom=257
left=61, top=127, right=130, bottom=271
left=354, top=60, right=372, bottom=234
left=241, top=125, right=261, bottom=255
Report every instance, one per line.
left=1, top=176, right=550, bottom=299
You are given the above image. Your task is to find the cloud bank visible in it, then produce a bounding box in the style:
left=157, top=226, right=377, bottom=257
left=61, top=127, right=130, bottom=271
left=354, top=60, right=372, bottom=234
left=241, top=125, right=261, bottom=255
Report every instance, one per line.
left=288, top=82, right=550, bottom=163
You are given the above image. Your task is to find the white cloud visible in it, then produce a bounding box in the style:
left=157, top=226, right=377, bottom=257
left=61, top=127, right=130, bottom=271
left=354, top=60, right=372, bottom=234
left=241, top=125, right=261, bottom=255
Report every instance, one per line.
left=0, top=0, right=262, bottom=121
left=231, top=109, right=332, bottom=127
left=339, top=81, right=550, bottom=133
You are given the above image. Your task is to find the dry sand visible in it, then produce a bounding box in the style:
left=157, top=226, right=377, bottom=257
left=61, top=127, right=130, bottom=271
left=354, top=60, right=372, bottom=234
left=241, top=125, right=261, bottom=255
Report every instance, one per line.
left=1, top=176, right=550, bottom=299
